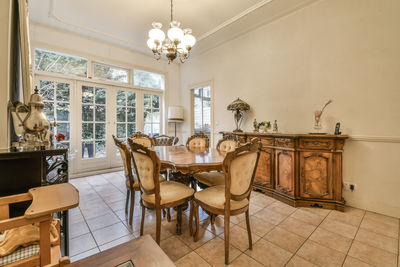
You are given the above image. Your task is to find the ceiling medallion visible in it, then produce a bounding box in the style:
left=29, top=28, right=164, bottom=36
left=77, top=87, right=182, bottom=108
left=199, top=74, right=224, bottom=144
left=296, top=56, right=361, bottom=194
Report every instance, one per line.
left=147, top=0, right=196, bottom=64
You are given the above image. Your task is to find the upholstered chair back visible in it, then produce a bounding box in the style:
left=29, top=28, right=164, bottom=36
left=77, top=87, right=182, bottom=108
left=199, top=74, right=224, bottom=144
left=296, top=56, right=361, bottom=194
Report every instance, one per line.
left=129, top=131, right=154, bottom=148
left=186, top=132, right=209, bottom=149
left=218, top=140, right=238, bottom=152
left=112, top=135, right=135, bottom=187
left=223, top=139, right=260, bottom=200
left=128, top=140, right=161, bottom=196
left=154, top=135, right=179, bottom=146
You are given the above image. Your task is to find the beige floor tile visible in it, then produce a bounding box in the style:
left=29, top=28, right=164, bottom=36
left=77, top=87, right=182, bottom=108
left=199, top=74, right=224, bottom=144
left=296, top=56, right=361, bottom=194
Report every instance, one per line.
left=229, top=253, right=263, bottom=267
left=319, top=217, right=358, bottom=239
left=279, top=217, right=317, bottom=238
left=91, top=222, right=131, bottom=245
left=355, top=228, right=398, bottom=254
left=344, top=206, right=366, bottom=218
left=266, top=201, right=297, bottom=216
left=174, top=251, right=211, bottom=267
left=160, top=236, right=192, bottom=262
left=238, top=215, right=275, bottom=237
left=178, top=225, right=215, bottom=250
left=348, top=240, right=398, bottom=267
left=264, top=226, right=305, bottom=253
left=86, top=212, right=120, bottom=231
left=195, top=237, right=242, bottom=266
left=201, top=216, right=225, bottom=236
left=248, top=202, right=264, bottom=215
left=299, top=207, right=331, bottom=217
left=70, top=247, right=100, bottom=262
left=245, top=239, right=292, bottom=266
left=230, top=213, right=246, bottom=224
left=297, top=240, right=346, bottom=267
left=69, top=233, right=97, bottom=256
left=342, top=256, right=373, bottom=267
left=219, top=225, right=261, bottom=252
left=309, top=227, right=352, bottom=254
left=327, top=210, right=363, bottom=227
left=70, top=221, right=90, bottom=239
left=98, top=234, right=136, bottom=251
left=360, top=217, right=399, bottom=239
left=285, top=255, right=318, bottom=267
left=252, top=194, right=276, bottom=207
left=364, top=211, right=399, bottom=226
left=81, top=205, right=113, bottom=220
left=107, top=199, right=127, bottom=212
left=134, top=224, right=174, bottom=242
left=254, top=207, right=289, bottom=225
left=290, top=209, right=325, bottom=226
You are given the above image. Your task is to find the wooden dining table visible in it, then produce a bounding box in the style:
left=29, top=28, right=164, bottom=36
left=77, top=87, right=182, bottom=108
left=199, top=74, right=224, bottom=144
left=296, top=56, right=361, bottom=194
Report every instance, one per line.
left=153, top=145, right=227, bottom=175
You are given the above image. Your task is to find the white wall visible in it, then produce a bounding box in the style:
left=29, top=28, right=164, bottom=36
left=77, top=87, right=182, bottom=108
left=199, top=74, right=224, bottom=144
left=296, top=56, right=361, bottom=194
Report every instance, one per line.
left=0, top=0, right=11, bottom=149
left=180, top=0, right=400, bottom=217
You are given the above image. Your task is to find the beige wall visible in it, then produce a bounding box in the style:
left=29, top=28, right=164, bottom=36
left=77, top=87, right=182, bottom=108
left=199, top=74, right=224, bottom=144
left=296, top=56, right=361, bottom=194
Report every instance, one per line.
left=180, top=0, right=400, bottom=217
left=0, top=0, right=11, bottom=149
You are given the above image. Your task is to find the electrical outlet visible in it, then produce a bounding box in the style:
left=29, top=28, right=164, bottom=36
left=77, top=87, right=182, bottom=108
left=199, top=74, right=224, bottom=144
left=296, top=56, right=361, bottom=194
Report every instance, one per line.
left=350, top=184, right=356, bottom=191
left=343, top=182, right=356, bottom=191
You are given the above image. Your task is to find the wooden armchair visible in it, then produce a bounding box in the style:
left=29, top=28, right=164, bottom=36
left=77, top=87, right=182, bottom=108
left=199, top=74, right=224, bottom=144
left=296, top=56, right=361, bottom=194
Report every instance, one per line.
left=128, top=141, right=194, bottom=245
left=190, top=139, right=260, bottom=264
left=128, top=131, right=154, bottom=148
left=186, top=132, right=209, bottom=149
left=153, top=135, right=179, bottom=146
left=0, top=183, right=79, bottom=267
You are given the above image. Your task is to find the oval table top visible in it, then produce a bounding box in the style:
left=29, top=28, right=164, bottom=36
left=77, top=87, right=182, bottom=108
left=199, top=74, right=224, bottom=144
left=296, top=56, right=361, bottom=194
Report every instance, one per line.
left=153, top=145, right=226, bottom=174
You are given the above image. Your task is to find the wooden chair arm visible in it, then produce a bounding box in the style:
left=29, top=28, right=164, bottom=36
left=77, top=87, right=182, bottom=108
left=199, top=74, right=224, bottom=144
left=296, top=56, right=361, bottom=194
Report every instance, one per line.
left=0, top=193, right=32, bottom=206
left=25, top=183, right=79, bottom=219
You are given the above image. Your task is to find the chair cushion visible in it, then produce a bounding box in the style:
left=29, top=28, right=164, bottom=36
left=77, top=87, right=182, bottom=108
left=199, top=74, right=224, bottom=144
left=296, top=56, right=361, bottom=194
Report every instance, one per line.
left=218, top=140, right=237, bottom=152
left=141, top=181, right=194, bottom=205
left=194, top=185, right=248, bottom=211
left=0, top=244, right=40, bottom=266
left=188, top=138, right=207, bottom=148
left=193, top=171, right=225, bottom=187
left=126, top=175, right=165, bottom=189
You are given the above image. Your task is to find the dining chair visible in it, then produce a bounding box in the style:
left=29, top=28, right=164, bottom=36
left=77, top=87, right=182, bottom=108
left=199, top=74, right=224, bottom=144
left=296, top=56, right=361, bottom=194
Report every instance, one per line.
left=112, top=135, right=165, bottom=226
left=128, top=131, right=155, bottom=148
left=153, top=134, right=179, bottom=146
left=193, top=134, right=239, bottom=188
left=190, top=139, right=260, bottom=264
left=128, top=140, right=195, bottom=245
left=186, top=132, right=209, bottom=149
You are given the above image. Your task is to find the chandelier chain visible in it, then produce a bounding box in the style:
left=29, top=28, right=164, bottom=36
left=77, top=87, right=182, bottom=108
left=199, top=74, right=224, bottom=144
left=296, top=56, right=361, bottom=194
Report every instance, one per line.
left=170, top=0, right=173, bottom=22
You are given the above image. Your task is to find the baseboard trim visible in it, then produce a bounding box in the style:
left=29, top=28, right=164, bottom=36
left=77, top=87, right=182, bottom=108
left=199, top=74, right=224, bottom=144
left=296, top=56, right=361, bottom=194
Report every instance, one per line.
left=70, top=167, right=123, bottom=179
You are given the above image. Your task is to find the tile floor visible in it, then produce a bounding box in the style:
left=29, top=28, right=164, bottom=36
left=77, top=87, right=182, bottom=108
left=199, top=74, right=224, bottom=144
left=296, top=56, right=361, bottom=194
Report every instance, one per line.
left=69, top=171, right=400, bottom=266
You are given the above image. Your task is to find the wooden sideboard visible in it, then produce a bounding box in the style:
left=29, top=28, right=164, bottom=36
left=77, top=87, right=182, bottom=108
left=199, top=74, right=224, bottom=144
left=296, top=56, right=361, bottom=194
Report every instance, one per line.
left=221, top=132, right=348, bottom=211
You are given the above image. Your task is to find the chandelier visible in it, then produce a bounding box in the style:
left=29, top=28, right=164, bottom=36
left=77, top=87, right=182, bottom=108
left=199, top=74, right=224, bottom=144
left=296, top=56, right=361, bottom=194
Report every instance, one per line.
left=147, top=0, right=196, bottom=64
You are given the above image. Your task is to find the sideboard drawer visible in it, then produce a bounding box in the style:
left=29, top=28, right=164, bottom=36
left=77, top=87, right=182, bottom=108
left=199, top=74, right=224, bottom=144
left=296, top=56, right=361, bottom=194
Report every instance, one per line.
left=299, top=138, right=334, bottom=150
left=260, top=138, right=274, bottom=147
left=274, top=138, right=295, bottom=148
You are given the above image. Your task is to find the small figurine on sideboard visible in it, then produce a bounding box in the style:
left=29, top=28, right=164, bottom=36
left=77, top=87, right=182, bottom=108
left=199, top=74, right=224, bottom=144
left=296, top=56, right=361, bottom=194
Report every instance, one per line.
left=334, top=122, right=342, bottom=135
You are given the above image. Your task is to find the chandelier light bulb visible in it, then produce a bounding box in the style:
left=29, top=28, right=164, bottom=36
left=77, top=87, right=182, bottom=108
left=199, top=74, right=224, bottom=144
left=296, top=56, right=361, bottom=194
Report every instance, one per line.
left=167, top=22, right=184, bottom=42
left=177, top=43, right=188, bottom=53
left=182, top=34, right=196, bottom=48
left=149, top=23, right=165, bottom=42
left=147, top=39, right=160, bottom=50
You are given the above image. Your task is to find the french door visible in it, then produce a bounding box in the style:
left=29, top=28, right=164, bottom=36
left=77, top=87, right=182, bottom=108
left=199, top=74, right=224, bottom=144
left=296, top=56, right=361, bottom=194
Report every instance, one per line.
left=35, top=75, right=163, bottom=174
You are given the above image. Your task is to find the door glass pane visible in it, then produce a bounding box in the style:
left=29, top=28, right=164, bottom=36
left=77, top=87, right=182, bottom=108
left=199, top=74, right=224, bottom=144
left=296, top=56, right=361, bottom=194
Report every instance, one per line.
left=39, top=80, right=71, bottom=149
left=193, top=86, right=211, bottom=135
left=144, top=94, right=151, bottom=107
left=82, top=85, right=107, bottom=158
left=142, top=94, right=161, bottom=137
left=116, top=90, right=136, bottom=141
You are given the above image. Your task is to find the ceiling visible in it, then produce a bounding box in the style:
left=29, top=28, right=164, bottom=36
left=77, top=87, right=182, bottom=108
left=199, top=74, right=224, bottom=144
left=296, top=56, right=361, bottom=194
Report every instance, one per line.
left=29, top=0, right=318, bottom=56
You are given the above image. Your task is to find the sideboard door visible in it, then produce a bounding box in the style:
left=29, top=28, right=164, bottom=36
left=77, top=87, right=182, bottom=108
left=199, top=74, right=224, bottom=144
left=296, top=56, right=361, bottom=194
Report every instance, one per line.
left=274, top=150, right=295, bottom=197
left=254, top=148, right=273, bottom=188
left=299, top=152, right=334, bottom=199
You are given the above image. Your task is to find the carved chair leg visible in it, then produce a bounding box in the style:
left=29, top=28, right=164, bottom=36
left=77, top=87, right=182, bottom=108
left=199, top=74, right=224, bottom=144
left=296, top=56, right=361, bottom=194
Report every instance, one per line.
left=167, top=208, right=171, bottom=222
left=125, top=189, right=129, bottom=215
left=245, top=210, right=252, bottom=250
left=162, top=209, right=166, bottom=218
left=193, top=201, right=200, bottom=242
left=129, top=190, right=135, bottom=226
left=140, top=203, right=146, bottom=236
left=224, top=210, right=230, bottom=265
left=176, top=204, right=183, bottom=235
left=210, top=214, right=215, bottom=225
left=156, top=208, right=162, bottom=245
left=189, top=199, right=194, bottom=236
